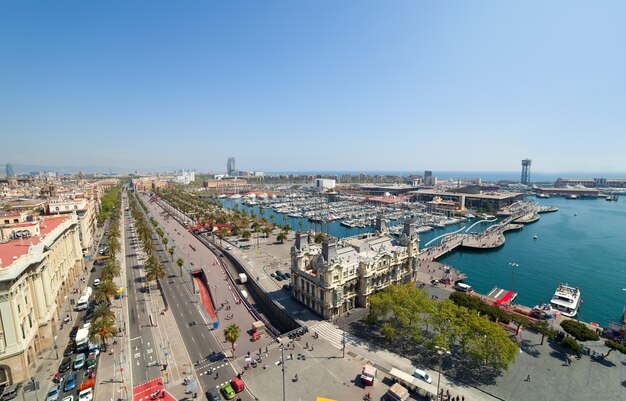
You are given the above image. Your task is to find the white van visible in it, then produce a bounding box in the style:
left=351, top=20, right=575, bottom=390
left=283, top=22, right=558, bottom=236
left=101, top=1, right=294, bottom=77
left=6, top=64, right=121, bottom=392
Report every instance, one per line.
left=76, top=296, right=89, bottom=311
left=413, top=368, right=433, bottom=384
left=240, top=290, right=248, bottom=299
left=83, top=286, right=93, bottom=298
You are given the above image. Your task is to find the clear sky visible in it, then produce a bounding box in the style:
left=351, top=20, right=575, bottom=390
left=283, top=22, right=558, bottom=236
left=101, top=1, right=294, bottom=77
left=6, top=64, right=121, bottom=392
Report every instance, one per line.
left=2, top=1, right=626, bottom=174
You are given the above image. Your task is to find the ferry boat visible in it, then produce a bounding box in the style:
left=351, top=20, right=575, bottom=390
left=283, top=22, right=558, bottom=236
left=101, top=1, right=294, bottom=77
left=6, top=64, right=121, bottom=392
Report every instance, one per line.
left=549, top=283, right=581, bottom=317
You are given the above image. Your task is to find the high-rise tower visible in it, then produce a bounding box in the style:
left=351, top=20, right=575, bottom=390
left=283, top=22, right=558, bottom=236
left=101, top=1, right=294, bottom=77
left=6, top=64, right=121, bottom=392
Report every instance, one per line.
left=521, top=159, right=531, bottom=185
left=5, top=163, right=14, bottom=177
left=227, top=157, right=236, bottom=175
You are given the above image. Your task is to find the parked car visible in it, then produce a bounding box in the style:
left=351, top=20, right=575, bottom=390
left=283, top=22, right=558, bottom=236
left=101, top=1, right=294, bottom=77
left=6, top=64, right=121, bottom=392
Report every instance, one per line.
left=205, top=390, right=220, bottom=401
left=68, top=326, right=79, bottom=340
left=282, top=284, right=292, bottom=292
left=93, top=279, right=100, bottom=287
left=45, top=385, right=61, bottom=401
left=61, top=396, right=74, bottom=401
left=0, top=384, right=20, bottom=401
left=59, top=358, right=72, bottom=373
left=73, top=354, right=86, bottom=370
left=85, top=357, right=97, bottom=371
left=63, top=374, right=77, bottom=393
left=77, top=388, right=92, bottom=401
left=63, top=342, right=76, bottom=357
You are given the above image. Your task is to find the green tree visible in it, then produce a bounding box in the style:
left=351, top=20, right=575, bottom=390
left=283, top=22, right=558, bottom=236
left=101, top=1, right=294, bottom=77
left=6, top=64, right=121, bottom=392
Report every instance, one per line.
left=224, top=323, right=241, bottom=357
left=95, top=280, right=117, bottom=304
left=93, top=303, right=115, bottom=323
left=176, top=257, right=185, bottom=276
left=276, top=232, right=287, bottom=243
left=560, top=320, right=599, bottom=341
left=145, top=255, right=166, bottom=291
left=162, top=237, right=169, bottom=246
left=604, top=340, right=626, bottom=357
left=262, top=226, right=273, bottom=238
left=168, top=246, right=175, bottom=260
left=241, top=230, right=251, bottom=240
left=529, top=320, right=557, bottom=345
left=314, top=232, right=326, bottom=244
left=88, top=316, right=119, bottom=352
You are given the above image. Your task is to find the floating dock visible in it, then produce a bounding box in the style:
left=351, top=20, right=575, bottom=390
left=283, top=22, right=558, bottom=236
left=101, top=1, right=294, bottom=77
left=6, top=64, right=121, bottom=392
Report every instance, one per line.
left=487, top=287, right=518, bottom=306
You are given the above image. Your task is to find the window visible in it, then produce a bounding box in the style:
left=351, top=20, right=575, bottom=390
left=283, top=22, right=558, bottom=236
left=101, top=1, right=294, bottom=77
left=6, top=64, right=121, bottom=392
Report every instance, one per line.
left=20, top=323, right=25, bottom=339
left=28, top=313, right=32, bottom=328
left=17, top=303, right=21, bottom=314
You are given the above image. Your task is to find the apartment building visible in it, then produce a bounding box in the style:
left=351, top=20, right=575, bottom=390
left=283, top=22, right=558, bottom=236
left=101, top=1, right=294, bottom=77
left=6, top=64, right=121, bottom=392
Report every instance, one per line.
left=0, top=214, right=83, bottom=386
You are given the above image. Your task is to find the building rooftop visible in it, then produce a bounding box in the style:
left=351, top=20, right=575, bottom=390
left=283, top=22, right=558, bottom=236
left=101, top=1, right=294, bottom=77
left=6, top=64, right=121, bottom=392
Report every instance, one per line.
left=0, top=215, right=71, bottom=269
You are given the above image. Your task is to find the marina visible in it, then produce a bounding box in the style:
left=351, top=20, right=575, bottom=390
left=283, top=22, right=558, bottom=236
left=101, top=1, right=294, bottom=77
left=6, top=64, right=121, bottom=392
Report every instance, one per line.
left=217, top=190, right=624, bottom=326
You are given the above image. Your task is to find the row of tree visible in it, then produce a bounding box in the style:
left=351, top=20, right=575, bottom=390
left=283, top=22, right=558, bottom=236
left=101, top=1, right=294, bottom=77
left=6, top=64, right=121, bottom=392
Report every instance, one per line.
left=88, top=184, right=123, bottom=350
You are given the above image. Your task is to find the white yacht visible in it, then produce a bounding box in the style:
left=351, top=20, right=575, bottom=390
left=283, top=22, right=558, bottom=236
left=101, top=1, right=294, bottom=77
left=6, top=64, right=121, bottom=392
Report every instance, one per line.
left=549, top=284, right=581, bottom=317
left=230, top=194, right=242, bottom=199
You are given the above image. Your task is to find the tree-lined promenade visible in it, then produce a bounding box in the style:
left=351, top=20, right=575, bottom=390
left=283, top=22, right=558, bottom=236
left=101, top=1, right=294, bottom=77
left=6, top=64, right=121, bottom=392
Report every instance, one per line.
left=366, top=284, right=518, bottom=370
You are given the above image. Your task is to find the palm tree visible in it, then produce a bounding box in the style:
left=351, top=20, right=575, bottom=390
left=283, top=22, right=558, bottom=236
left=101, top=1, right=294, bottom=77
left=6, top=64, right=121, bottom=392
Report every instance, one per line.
left=276, top=232, right=287, bottom=244
left=93, top=303, right=115, bottom=323
left=298, top=220, right=304, bottom=230
left=241, top=230, right=251, bottom=241
left=95, top=280, right=117, bottom=304
left=176, top=257, right=185, bottom=277
left=145, top=257, right=166, bottom=291
left=88, top=316, right=119, bottom=352
left=102, top=259, right=121, bottom=279
left=224, top=323, right=241, bottom=357
left=107, top=236, right=121, bottom=256
left=168, top=247, right=175, bottom=260
left=262, top=226, right=273, bottom=239
left=162, top=237, right=168, bottom=246
left=314, top=232, right=326, bottom=244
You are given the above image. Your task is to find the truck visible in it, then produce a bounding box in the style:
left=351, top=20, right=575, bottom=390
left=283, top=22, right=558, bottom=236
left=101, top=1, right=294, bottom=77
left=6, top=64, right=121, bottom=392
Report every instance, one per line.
left=238, top=273, right=247, bottom=284
left=360, top=364, right=377, bottom=386
left=75, top=328, right=90, bottom=347
left=386, top=383, right=409, bottom=401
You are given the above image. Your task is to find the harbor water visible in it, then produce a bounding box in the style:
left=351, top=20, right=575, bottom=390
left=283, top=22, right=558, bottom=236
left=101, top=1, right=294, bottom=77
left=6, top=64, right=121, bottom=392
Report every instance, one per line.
left=220, top=196, right=625, bottom=326
left=439, top=196, right=626, bottom=326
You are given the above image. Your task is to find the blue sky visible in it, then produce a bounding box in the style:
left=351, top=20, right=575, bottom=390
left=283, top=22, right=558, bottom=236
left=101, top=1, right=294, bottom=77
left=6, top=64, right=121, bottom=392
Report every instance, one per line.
left=2, top=1, right=626, bottom=174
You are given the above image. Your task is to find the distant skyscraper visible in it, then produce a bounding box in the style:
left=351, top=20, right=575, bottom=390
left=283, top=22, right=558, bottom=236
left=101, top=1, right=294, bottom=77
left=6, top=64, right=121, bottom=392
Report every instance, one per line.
left=5, top=163, right=14, bottom=177
left=521, top=159, right=532, bottom=185
left=227, top=157, right=236, bottom=175
left=424, top=170, right=433, bottom=186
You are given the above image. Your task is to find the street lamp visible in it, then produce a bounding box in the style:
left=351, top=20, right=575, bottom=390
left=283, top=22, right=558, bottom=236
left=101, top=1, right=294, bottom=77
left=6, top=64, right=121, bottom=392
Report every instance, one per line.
left=508, top=262, right=519, bottom=293
left=30, top=377, right=39, bottom=401
left=434, top=346, right=450, bottom=401
left=280, top=345, right=286, bottom=401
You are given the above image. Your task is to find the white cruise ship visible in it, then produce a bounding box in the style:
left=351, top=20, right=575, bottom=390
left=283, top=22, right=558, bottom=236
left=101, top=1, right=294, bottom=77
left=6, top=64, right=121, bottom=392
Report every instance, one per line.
left=549, top=284, right=581, bottom=317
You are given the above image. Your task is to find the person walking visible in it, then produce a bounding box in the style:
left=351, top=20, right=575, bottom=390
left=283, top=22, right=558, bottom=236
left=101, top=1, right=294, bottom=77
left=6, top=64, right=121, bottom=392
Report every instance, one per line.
left=526, top=374, right=531, bottom=382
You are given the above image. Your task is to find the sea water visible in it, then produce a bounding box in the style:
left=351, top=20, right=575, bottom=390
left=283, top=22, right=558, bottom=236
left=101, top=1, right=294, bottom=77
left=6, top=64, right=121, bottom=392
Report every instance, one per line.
left=439, top=196, right=626, bottom=326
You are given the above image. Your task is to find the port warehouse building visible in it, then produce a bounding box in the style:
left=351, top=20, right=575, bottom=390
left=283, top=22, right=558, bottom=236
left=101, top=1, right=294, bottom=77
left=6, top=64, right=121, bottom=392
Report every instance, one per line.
left=555, top=177, right=626, bottom=188
left=411, top=190, right=524, bottom=211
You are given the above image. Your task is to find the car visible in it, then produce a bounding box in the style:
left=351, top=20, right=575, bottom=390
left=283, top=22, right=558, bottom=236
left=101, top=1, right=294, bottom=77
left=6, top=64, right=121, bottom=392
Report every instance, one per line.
left=205, top=390, right=220, bottom=401
left=73, top=354, right=86, bottom=370
left=413, top=368, right=433, bottom=384
left=63, top=374, right=77, bottom=393
left=284, top=272, right=291, bottom=279
left=75, top=342, right=89, bottom=354
left=274, top=274, right=284, bottom=281
left=226, top=245, right=232, bottom=250
left=63, top=342, right=76, bottom=357
left=59, top=358, right=72, bottom=373
left=269, top=272, right=277, bottom=278
left=219, top=253, right=224, bottom=257
left=0, top=384, right=20, bottom=401
left=93, top=279, right=100, bottom=287
left=62, top=396, right=74, bottom=401
left=89, top=267, right=96, bottom=273
left=282, top=284, right=292, bottom=292
left=77, top=388, right=92, bottom=401
left=220, top=384, right=235, bottom=400
left=208, top=351, right=226, bottom=362
left=45, top=385, right=61, bottom=401
left=85, top=357, right=97, bottom=371
left=68, top=326, right=79, bottom=340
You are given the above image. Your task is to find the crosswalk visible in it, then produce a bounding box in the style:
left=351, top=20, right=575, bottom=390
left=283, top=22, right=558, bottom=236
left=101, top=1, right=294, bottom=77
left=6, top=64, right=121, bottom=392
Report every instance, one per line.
left=310, top=321, right=353, bottom=349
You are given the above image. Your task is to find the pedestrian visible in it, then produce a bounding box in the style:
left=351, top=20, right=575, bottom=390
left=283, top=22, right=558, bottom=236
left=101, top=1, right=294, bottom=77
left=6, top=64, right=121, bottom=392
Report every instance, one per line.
left=259, top=347, right=262, bottom=355
left=526, top=374, right=531, bottom=382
